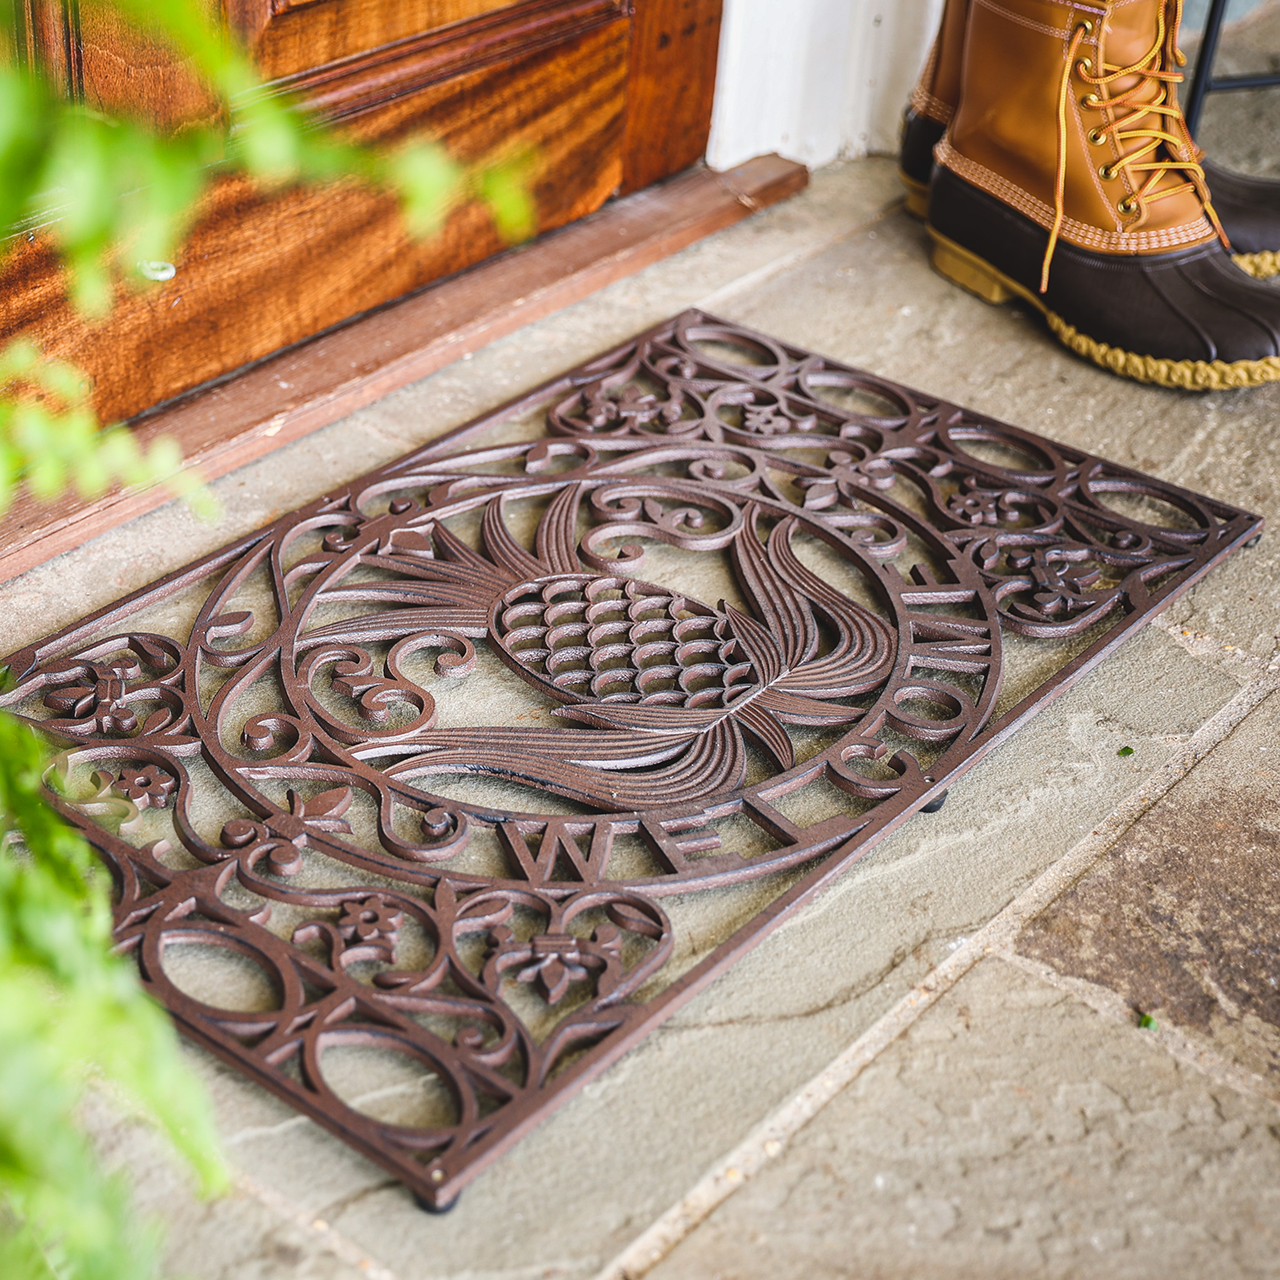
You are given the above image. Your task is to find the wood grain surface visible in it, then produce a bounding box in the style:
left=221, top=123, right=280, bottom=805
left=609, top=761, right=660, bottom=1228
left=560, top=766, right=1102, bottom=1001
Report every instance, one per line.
left=229, top=0, right=523, bottom=78
left=2, top=0, right=725, bottom=458
left=273, top=0, right=626, bottom=124
left=18, top=0, right=220, bottom=128
left=622, top=0, right=724, bottom=195
left=0, top=12, right=629, bottom=423
left=0, top=156, right=808, bottom=585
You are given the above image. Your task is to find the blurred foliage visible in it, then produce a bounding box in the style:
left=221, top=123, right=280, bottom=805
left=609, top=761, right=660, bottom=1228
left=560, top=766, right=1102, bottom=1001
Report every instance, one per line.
left=0, top=0, right=536, bottom=513
left=0, top=2, right=537, bottom=1276
left=0, top=338, right=214, bottom=516
left=2, top=0, right=537, bottom=311
left=0, top=713, right=228, bottom=1280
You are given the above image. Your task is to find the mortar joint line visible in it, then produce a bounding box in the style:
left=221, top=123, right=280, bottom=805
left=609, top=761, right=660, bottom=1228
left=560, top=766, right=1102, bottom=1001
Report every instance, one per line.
left=234, top=1170, right=404, bottom=1280
left=997, top=950, right=1280, bottom=1108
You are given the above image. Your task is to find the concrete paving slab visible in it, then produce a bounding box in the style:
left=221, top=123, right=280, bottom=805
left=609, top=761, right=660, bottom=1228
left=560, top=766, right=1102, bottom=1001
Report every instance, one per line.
left=80, top=1091, right=381, bottom=1280
left=646, top=958, right=1280, bottom=1280
left=1018, top=687, right=1280, bottom=1093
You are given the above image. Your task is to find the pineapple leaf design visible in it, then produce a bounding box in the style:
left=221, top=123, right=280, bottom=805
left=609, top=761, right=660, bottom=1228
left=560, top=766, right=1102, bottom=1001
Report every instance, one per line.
left=300, top=484, right=897, bottom=812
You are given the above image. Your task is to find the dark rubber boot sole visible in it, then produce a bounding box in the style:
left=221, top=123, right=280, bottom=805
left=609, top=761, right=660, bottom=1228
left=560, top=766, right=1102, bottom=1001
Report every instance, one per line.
left=899, top=109, right=946, bottom=220
left=929, top=225, right=1280, bottom=390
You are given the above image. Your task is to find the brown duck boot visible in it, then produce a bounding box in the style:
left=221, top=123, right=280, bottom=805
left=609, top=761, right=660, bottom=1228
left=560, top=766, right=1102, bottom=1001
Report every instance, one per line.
left=927, top=0, right=1280, bottom=389
left=902, top=0, right=1280, bottom=280
left=899, top=0, right=968, bottom=217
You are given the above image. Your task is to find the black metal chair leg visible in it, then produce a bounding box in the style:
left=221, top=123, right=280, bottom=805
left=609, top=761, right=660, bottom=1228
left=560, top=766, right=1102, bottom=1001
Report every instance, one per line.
left=1184, top=0, right=1280, bottom=137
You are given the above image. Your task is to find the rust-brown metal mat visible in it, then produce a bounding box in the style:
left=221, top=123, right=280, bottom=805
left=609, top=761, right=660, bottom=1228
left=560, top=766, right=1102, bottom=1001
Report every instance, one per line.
left=2, top=311, right=1262, bottom=1209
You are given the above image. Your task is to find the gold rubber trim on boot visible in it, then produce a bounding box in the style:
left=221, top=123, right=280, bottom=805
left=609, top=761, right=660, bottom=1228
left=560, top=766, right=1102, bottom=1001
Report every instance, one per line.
left=928, top=227, right=1280, bottom=390
left=1232, top=250, right=1280, bottom=280
left=900, top=169, right=930, bottom=219
left=929, top=232, right=1016, bottom=303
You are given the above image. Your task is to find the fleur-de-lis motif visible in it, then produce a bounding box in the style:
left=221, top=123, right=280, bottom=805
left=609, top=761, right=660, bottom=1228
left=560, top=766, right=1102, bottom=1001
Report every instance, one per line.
left=43, top=664, right=138, bottom=735
left=516, top=934, right=590, bottom=1004
left=1026, top=554, right=1101, bottom=613
left=582, top=380, right=683, bottom=430
left=486, top=924, right=624, bottom=1006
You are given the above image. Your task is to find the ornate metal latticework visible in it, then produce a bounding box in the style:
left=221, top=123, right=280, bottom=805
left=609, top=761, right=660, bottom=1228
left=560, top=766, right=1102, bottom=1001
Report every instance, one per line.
left=2, top=312, right=1261, bottom=1208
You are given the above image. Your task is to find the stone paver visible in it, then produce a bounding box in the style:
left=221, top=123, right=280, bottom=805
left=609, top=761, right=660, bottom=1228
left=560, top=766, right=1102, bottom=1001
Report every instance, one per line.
left=1020, top=688, right=1280, bottom=1092
left=647, top=959, right=1280, bottom=1280
left=81, top=1092, right=376, bottom=1280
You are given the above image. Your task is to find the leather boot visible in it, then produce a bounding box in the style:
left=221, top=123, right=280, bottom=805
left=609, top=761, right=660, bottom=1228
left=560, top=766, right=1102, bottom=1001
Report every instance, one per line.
left=900, top=0, right=968, bottom=218
left=902, top=0, right=1280, bottom=280
left=927, top=0, right=1280, bottom=389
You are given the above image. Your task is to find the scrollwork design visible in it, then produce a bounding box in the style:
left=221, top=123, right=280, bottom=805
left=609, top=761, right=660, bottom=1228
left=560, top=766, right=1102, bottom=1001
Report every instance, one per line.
left=2, top=310, right=1259, bottom=1209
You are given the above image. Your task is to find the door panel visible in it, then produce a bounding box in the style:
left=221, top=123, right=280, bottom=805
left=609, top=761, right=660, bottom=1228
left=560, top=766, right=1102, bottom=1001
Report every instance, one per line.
left=230, top=0, right=525, bottom=78
left=277, top=0, right=625, bottom=130
left=622, top=0, right=722, bottom=193
left=17, top=1, right=221, bottom=128
left=1, top=0, right=725, bottom=423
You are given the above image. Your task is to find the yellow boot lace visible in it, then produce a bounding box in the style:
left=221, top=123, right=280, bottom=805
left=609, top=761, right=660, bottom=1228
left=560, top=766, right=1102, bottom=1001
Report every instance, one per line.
left=1041, top=0, right=1228, bottom=294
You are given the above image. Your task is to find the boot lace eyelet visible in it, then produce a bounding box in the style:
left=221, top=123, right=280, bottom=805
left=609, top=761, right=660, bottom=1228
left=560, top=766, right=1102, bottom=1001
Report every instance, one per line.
left=1087, top=128, right=1106, bottom=145
left=1099, top=164, right=1117, bottom=180
left=1074, top=20, right=1094, bottom=37
left=1077, top=57, right=1093, bottom=75
left=1117, top=196, right=1137, bottom=216
left=1081, top=92, right=1102, bottom=107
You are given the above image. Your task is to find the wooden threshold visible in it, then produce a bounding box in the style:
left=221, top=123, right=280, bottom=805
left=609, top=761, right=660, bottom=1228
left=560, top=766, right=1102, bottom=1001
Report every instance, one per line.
left=0, top=154, right=808, bottom=584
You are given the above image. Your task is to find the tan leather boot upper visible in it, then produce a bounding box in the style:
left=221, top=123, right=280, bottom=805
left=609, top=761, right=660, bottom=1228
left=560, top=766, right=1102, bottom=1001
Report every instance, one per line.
left=936, top=0, right=1216, bottom=256
left=909, top=0, right=968, bottom=126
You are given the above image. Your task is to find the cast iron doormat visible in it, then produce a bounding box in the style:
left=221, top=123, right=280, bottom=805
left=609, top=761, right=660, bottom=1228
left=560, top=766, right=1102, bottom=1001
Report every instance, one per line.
left=2, top=312, right=1262, bottom=1209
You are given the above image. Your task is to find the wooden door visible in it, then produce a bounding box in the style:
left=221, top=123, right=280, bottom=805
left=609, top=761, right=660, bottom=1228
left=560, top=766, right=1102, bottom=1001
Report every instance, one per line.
left=2, top=0, right=723, bottom=423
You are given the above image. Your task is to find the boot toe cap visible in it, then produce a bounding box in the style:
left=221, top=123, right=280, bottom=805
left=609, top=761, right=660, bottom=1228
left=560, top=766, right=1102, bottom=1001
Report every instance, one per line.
left=929, top=165, right=1280, bottom=378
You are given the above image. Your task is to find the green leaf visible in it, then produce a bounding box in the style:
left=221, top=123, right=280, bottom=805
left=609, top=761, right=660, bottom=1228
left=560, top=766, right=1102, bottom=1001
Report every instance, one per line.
left=0, top=11, right=535, bottom=1259
left=65, top=251, right=115, bottom=320
left=475, top=149, right=539, bottom=243
left=232, top=93, right=303, bottom=184
left=0, top=68, right=55, bottom=230
left=167, top=468, right=221, bottom=522
left=386, top=143, right=464, bottom=239
left=0, top=441, right=18, bottom=515
left=0, top=712, right=229, bottom=1278
left=39, top=361, right=89, bottom=407
left=42, top=115, right=117, bottom=245
left=0, top=340, right=40, bottom=382
left=128, top=435, right=180, bottom=487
